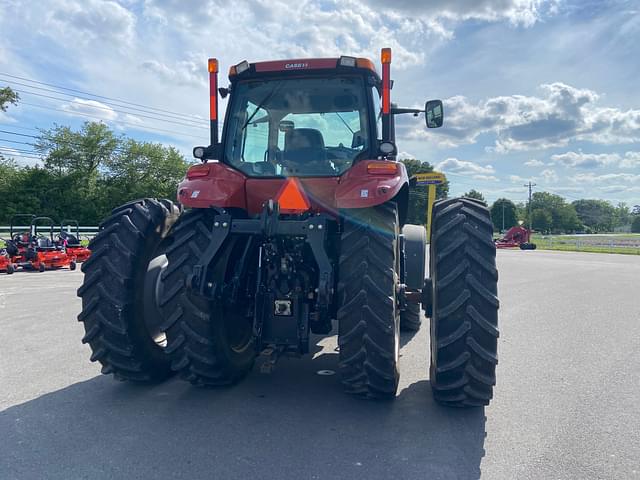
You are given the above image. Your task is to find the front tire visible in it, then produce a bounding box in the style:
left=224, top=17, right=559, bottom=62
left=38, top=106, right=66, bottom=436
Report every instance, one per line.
left=337, top=203, right=400, bottom=399
left=429, top=198, right=499, bottom=407
left=77, top=198, right=180, bottom=382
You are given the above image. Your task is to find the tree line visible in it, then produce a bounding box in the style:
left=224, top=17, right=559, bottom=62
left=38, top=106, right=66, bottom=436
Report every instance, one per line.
left=2, top=87, right=638, bottom=231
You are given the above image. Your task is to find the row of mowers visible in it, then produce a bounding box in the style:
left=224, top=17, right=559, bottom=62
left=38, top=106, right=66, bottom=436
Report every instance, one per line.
left=0, top=214, right=91, bottom=274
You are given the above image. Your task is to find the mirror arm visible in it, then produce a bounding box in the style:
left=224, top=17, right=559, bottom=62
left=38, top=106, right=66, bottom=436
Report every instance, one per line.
left=391, top=107, right=424, bottom=115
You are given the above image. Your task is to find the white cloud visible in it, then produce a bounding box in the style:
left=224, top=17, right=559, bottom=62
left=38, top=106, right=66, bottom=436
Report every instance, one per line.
left=509, top=174, right=530, bottom=183
left=550, top=150, right=640, bottom=169
left=397, top=151, right=416, bottom=160
left=524, top=158, right=545, bottom=167
left=43, top=0, right=135, bottom=47
left=435, top=157, right=495, bottom=175
left=619, top=151, right=640, bottom=169
left=571, top=172, right=640, bottom=185
left=473, top=174, right=500, bottom=181
left=540, top=168, right=558, bottom=183
left=550, top=151, right=620, bottom=168
left=139, top=59, right=206, bottom=88
left=361, top=0, right=559, bottom=27
left=406, top=82, right=640, bottom=152
left=61, top=98, right=118, bottom=121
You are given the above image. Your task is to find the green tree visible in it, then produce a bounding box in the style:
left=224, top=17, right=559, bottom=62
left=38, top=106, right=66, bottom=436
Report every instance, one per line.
left=463, top=189, right=485, bottom=203
left=490, top=198, right=517, bottom=232
left=1, top=121, right=190, bottom=224
left=632, top=216, right=640, bottom=233
left=400, top=158, right=449, bottom=225
left=531, top=208, right=553, bottom=233
left=572, top=199, right=616, bottom=232
left=613, top=202, right=631, bottom=229
left=529, top=191, right=581, bottom=233
left=0, top=86, right=19, bottom=112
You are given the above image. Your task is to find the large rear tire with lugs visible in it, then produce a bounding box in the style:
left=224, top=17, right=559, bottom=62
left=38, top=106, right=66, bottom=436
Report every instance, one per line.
left=77, top=198, right=180, bottom=382
left=160, top=209, right=256, bottom=387
left=429, top=197, right=499, bottom=407
left=337, top=203, right=400, bottom=399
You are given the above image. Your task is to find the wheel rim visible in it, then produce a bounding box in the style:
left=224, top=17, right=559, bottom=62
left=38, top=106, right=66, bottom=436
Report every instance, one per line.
left=143, top=254, right=169, bottom=348
left=219, top=238, right=255, bottom=354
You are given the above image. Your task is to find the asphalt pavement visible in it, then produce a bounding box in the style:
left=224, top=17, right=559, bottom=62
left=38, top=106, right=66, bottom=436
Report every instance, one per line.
left=1, top=250, right=639, bottom=479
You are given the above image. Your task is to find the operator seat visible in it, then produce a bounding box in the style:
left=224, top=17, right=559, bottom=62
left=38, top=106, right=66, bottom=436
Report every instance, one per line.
left=283, top=128, right=334, bottom=175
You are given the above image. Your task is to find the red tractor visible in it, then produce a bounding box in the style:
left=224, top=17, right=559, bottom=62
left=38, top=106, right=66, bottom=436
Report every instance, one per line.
left=58, top=219, right=91, bottom=262
left=78, top=49, right=499, bottom=406
left=495, top=225, right=537, bottom=250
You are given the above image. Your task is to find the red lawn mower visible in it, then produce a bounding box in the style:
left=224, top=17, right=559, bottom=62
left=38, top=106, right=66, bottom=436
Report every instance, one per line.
left=495, top=225, right=537, bottom=250
left=58, top=219, right=91, bottom=262
left=11, top=216, right=77, bottom=272
left=0, top=246, right=16, bottom=274
left=6, top=214, right=36, bottom=267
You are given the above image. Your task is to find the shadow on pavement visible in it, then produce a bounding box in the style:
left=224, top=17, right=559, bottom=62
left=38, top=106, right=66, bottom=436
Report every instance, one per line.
left=1, top=350, right=486, bottom=480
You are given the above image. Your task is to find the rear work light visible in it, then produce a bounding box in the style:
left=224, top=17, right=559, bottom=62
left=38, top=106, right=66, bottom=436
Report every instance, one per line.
left=235, top=60, right=250, bottom=74
left=339, top=56, right=357, bottom=67
left=367, top=162, right=398, bottom=175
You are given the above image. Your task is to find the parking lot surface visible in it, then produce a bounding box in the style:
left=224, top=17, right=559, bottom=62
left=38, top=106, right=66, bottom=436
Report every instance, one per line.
left=1, top=250, right=639, bottom=479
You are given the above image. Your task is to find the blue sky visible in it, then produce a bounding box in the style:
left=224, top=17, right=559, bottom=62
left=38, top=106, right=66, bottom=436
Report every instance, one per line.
left=0, top=0, right=639, bottom=206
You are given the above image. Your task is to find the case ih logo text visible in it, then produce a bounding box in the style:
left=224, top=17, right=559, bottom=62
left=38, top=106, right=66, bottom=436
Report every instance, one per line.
left=284, top=63, right=308, bottom=69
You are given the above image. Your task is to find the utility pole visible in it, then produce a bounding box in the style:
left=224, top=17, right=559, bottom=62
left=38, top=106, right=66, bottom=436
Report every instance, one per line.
left=524, top=182, right=536, bottom=231
left=502, top=201, right=505, bottom=232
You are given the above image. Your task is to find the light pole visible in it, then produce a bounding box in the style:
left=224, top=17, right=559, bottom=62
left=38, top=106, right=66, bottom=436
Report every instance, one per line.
left=524, top=182, right=536, bottom=231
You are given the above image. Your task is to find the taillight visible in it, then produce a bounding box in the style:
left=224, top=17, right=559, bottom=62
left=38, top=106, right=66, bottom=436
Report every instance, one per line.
left=187, top=165, right=210, bottom=178
left=367, top=162, right=398, bottom=175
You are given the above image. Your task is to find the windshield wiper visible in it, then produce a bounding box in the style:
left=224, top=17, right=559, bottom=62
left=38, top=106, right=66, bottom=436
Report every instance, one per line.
left=240, top=81, right=284, bottom=133
left=334, top=112, right=355, bottom=135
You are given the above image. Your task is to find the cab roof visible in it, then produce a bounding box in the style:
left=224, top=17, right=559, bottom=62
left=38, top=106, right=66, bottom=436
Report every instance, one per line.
left=228, top=57, right=380, bottom=81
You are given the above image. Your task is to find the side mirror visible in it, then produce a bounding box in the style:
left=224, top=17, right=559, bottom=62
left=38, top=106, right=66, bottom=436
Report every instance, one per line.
left=425, top=100, right=443, bottom=128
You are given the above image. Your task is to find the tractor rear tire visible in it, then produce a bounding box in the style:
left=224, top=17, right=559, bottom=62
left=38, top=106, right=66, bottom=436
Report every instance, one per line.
left=77, top=198, right=181, bottom=382
left=400, top=303, right=422, bottom=331
left=160, top=209, right=256, bottom=387
left=429, top=198, right=499, bottom=407
left=337, top=203, right=400, bottom=399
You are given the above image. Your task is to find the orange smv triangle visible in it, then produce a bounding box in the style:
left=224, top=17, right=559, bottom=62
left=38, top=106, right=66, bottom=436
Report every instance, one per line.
left=276, top=178, right=311, bottom=214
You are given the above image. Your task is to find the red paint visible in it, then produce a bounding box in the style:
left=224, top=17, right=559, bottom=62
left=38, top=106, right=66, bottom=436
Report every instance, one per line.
left=335, top=160, right=408, bottom=209
left=178, top=162, right=247, bottom=209
left=382, top=63, right=390, bottom=114
left=209, top=72, right=218, bottom=120
left=178, top=160, right=409, bottom=216
left=254, top=58, right=338, bottom=73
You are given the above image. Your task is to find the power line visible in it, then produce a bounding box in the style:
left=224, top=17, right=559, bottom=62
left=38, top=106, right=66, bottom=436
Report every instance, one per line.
left=16, top=101, right=207, bottom=140
left=2, top=78, right=207, bottom=125
left=0, top=72, right=205, bottom=121
left=10, top=88, right=209, bottom=130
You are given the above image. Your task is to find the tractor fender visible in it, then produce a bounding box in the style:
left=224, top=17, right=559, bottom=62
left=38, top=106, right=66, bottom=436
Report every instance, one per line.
left=336, top=160, right=409, bottom=213
left=177, top=162, right=247, bottom=210
left=401, top=224, right=427, bottom=290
